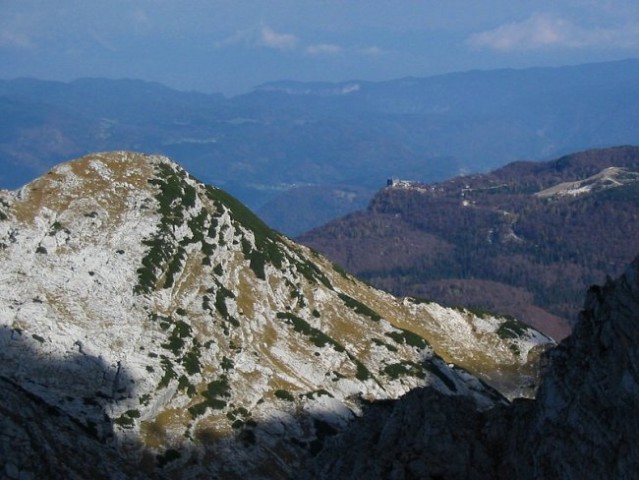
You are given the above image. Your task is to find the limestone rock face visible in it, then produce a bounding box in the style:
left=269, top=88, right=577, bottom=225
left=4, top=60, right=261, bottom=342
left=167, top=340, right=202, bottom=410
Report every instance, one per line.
left=0, top=152, right=549, bottom=478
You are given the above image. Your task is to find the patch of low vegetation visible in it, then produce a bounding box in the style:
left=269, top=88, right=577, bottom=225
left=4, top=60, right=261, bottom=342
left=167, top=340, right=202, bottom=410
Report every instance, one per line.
left=227, top=406, right=255, bottom=429
left=275, top=389, right=295, bottom=402
left=157, top=449, right=181, bottom=468
left=301, top=389, right=334, bottom=399
left=163, top=246, right=186, bottom=288
left=353, top=357, right=372, bottom=381
left=338, top=293, right=382, bottom=321
left=221, top=356, right=234, bottom=371
left=385, top=328, right=429, bottom=349
left=383, top=361, right=427, bottom=380
left=455, top=305, right=497, bottom=319
left=161, top=320, right=193, bottom=356
left=185, top=209, right=207, bottom=244
left=371, top=337, right=398, bottom=352
left=135, top=163, right=200, bottom=294
left=289, top=286, right=307, bottom=308
left=215, top=284, right=240, bottom=327
left=0, top=198, right=10, bottom=221
left=205, top=185, right=334, bottom=288
left=276, top=312, right=345, bottom=352
left=330, top=261, right=350, bottom=279
left=48, top=221, right=64, bottom=236
left=215, top=285, right=235, bottom=317
left=178, top=374, right=197, bottom=397
left=292, top=257, right=333, bottom=289
left=181, top=345, right=201, bottom=376
left=158, top=356, right=178, bottom=388
left=114, top=409, right=140, bottom=429
left=135, top=234, right=175, bottom=294
left=496, top=316, right=529, bottom=339
left=206, top=185, right=285, bottom=279
left=188, top=375, right=232, bottom=418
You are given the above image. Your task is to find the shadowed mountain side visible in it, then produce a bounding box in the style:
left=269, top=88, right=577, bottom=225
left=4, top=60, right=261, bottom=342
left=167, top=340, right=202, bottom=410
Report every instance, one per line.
left=305, top=386, right=493, bottom=479
left=0, top=321, right=506, bottom=479
left=0, top=326, right=150, bottom=479
left=5, top=253, right=637, bottom=478
left=304, top=255, right=639, bottom=479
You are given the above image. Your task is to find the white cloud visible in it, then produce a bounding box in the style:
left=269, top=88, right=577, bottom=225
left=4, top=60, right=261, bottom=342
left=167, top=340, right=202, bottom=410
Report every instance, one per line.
left=306, top=43, right=342, bottom=55
left=468, top=14, right=567, bottom=50
left=214, top=25, right=382, bottom=58
left=357, top=46, right=385, bottom=56
left=468, top=13, right=639, bottom=51
left=258, top=26, right=298, bottom=50
left=213, top=28, right=253, bottom=48
left=214, top=25, right=298, bottom=51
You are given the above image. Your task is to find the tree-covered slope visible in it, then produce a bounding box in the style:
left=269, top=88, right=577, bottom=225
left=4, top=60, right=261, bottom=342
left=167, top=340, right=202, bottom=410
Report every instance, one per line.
left=300, top=145, right=639, bottom=339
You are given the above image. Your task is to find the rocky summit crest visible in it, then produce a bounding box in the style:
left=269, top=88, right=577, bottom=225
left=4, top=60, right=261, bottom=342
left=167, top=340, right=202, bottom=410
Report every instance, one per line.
left=0, top=152, right=551, bottom=478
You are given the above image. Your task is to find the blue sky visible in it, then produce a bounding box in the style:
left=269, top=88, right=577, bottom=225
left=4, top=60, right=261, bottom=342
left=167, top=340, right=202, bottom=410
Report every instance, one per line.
left=2, top=0, right=639, bottom=95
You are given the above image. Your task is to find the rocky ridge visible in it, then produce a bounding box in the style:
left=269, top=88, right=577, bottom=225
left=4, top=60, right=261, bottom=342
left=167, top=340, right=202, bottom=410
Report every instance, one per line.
left=0, top=152, right=551, bottom=478
left=307, top=255, right=639, bottom=479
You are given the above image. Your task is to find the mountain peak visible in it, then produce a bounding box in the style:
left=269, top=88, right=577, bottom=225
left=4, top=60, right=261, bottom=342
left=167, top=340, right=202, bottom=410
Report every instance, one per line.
left=0, top=152, right=552, bottom=478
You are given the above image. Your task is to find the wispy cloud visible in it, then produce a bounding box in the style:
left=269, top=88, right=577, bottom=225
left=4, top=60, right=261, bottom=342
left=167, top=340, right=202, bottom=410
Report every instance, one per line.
left=259, top=26, right=298, bottom=50
left=468, top=13, right=639, bottom=51
left=215, top=25, right=298, bottom=50
left=357, top=46, right=385, bottom=56
left=305, top=43, right=342, bottom=55
left=215, top=25, right=384, bottom=59
left=213, top=28, right=253, bottom=48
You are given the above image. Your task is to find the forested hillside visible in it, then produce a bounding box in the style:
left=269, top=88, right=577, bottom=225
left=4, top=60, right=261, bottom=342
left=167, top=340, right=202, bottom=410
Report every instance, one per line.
left=300, top=146, right=639, bottom=339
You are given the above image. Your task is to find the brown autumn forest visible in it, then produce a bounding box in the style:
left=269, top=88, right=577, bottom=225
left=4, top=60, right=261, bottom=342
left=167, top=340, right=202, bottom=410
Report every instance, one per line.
left=299, top=146, right=639, bottom=340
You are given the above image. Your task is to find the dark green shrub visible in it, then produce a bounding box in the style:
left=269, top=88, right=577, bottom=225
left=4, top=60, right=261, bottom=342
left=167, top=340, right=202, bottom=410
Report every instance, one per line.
left=275, top=389, right=295, bottom=401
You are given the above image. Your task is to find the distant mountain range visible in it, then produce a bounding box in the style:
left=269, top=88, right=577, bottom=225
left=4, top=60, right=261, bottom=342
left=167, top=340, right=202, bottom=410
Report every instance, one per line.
left=3, top=58, right=639, bottom=234
left=299, top=146, right=639, bottom=340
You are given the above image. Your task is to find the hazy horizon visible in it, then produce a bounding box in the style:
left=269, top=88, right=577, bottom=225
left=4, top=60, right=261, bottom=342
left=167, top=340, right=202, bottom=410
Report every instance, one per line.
left=3, top=1, right=639, bottom=95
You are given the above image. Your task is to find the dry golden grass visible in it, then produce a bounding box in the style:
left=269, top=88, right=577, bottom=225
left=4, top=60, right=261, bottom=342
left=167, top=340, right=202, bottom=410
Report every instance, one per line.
left=11, top=152, right=157, bottom=225
left=302, top=247, right=533, bottom=386
left=140, top=407, right=189, bottom=448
